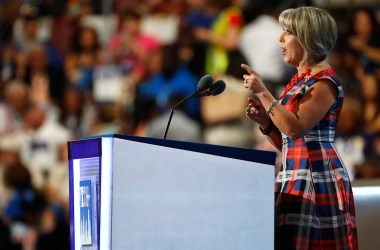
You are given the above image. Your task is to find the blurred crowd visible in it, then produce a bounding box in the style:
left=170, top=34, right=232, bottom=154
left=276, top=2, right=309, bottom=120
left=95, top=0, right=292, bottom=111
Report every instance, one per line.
left=0, top=0, right=380, bottom=249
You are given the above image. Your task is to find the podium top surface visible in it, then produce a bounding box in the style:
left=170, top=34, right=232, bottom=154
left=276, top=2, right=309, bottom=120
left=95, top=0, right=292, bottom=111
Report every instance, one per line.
left=68, top=134, right=276, bottom=166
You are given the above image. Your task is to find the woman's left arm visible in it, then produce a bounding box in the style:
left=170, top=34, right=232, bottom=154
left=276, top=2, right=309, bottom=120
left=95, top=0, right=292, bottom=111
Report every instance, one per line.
left=242, top=64, right=338, bottom=140
left=257, top=80, right=338, bottom=140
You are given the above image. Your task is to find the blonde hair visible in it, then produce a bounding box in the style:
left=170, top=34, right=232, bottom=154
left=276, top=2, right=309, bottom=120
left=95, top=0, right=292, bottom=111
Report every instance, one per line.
left=279, top=6, right=337, bottom=64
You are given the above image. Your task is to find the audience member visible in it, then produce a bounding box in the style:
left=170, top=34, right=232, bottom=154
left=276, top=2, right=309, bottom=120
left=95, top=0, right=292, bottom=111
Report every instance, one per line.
left=329, top=45, right=360, bottom=97
left=239, top=0, right=293, bottom=95
left=335, top=97, right=374, bottom=180
left=43, top=144, right=70, bottom=221
left=182, top=0, right=217, bottom=77
left=193, top=0, right=244, bottom=75
left=18, top=104, right=71, bottom=189
left=136, top=44, right=200, bottom=119
left=0, top=133, right=23, bottom=211
left=2, top=164, right=46, bottom=250
left=346, top=7, right=380, bottom=78
left=107, top=10, right=160, bottom=86
left=358, top=73, right=380, bottom=134
left=59, top=87, right=96, bottom=139
left=24, top=44, right=67, bottom=111
left=13, top=15, right=63, bottom=70
left=88, top=103, right=122, bottom=136
left=65, top=25, right=100, bottom=93
left=0, top=80, right=29, bottom=136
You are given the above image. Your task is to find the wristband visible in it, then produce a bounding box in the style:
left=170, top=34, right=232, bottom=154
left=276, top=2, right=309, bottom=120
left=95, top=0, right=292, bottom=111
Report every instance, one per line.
left=259, top=120, right=274, bottom=135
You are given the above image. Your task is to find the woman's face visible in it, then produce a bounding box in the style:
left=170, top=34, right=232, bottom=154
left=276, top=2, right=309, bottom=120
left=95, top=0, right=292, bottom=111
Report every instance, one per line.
left=279, top=28, right=304, bottom=68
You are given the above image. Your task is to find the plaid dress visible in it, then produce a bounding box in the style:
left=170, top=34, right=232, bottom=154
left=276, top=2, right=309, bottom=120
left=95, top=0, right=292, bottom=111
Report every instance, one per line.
left=275, top=68, right=358, bottom=250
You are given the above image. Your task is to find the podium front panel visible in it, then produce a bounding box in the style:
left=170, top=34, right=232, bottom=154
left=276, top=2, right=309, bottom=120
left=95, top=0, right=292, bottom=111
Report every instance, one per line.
left=69, top=135, right=275, bottom=250
left=110, top=138, right=274, bottom=249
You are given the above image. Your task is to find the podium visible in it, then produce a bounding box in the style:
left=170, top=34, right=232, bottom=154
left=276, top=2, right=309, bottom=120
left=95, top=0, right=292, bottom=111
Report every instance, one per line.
left=68, top=134, right=276, bottom=250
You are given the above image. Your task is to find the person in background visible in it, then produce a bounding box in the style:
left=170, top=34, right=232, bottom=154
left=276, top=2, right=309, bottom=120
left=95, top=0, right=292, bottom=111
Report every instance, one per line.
left=18, top=103, right=71, bottom=189
left=183, top=0, right=217, bottom=78
left=65, top=25, right=100, bottom=93
left=346, top=7, right=380, bottom=78
left=335, top=97, right=374, bottom=180
left=357, top=73, right=380, bottom=134
left=136, top=44, right=200, bottom=119
left=0, top=80, right=29, bottom=136
left=0, top=133, right=23, bottom=212
left=59, top=87, right=96, bottom=139
left=242, top=6, right=358, bottom=249
left=239, top=0, right=293, bottom=95
left=193, top=0, right=244, bottom=75
left=107, top=10, right=160, bottom=86
left=14, top=15, right=63, bottom=70
left=2, top=164, right=44, bottom=250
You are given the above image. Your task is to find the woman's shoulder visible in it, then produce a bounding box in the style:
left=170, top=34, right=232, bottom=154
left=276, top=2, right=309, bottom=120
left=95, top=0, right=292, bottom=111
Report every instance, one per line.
left=306, top=67, right=342, bottom=98
left=310, top=67, right=340, bottom=85
left=313, top=67, right=336, bottom=78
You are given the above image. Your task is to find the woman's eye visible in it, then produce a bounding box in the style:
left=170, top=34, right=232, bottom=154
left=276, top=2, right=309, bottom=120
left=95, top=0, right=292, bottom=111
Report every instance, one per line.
left=282, top=28, right=292, bottom=35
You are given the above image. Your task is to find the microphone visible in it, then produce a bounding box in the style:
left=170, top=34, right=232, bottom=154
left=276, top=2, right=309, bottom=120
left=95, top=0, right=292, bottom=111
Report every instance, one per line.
left=201, top=80, right=226, bottom=96
left=193, top=74, right=214, bottom=97
left=162, top=76, right=226, bottom=139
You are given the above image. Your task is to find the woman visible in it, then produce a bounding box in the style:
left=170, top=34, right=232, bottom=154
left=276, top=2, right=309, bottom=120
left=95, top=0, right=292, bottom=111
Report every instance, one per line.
left=242, top=7, right=358, bottom=249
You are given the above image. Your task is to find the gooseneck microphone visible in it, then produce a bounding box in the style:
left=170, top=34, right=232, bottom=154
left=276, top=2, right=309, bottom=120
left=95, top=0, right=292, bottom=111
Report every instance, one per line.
left=162, top=75, right=226, bottom=140
left=162, top=75, right=213, bottom=139
left=196, top=75, right=214, bottom=95
left=202, top=80, right=226, bottom=96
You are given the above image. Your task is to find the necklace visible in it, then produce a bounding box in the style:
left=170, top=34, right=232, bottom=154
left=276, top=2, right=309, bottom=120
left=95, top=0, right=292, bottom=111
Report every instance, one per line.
left=279, top=63, right=318, bottom=99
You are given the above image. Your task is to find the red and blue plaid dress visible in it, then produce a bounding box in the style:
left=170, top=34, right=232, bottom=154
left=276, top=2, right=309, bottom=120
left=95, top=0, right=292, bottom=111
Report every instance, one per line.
left=275, top=68, right=358, bottom=249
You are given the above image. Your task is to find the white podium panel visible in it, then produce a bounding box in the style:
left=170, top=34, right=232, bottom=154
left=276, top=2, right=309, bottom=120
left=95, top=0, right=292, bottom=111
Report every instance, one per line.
left=68, top=135, right=276, bottom=250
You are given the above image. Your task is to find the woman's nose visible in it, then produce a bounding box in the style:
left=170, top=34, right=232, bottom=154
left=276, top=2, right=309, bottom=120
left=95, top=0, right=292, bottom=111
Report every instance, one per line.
left=278, top=32, right=284, bottom=42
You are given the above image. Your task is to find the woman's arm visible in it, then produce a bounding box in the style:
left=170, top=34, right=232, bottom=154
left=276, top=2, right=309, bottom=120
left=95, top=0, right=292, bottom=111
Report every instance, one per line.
left=258, top=80, right=338, bottom=140
left=245, top=97, right=282, bottom=150
left=265, top=126, right=283, bottom=151
left=242, top=64, right=338, bottom=140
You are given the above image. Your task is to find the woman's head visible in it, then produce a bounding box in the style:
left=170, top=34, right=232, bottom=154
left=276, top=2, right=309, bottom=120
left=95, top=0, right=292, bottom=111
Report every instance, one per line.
left=279, top=6, right=337, bottom=64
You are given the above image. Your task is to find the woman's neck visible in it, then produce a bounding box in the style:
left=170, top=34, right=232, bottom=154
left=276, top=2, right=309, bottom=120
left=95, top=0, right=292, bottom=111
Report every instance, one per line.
left=297, top=63, right=315, bottom=74
left=297, top=60, right=326, bottom=74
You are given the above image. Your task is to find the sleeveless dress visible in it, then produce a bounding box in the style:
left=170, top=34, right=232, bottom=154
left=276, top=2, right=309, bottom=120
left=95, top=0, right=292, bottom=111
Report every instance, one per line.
left=275, top=68, right=358, bottom=249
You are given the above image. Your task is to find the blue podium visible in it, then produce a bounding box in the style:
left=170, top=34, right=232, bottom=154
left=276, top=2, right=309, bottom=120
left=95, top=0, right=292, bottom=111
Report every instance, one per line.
left=68, top=135, right=276, bottom=250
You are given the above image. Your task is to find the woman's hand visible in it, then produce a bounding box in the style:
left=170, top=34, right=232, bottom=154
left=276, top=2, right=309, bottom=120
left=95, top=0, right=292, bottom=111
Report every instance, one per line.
left=246, top=97, right=271, bottom=129
left=241, top=64, right=267, bottom=95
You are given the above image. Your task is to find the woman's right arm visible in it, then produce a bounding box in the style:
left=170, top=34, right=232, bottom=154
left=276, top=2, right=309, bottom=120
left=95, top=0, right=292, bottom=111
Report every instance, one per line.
left=265, top=126, right=283, bottom=151
left=246, top=97, right=282, bottom=151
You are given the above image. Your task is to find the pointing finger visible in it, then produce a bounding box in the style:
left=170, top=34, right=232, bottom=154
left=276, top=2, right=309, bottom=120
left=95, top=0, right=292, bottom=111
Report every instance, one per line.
left=241, top=64, right=258, bottom=75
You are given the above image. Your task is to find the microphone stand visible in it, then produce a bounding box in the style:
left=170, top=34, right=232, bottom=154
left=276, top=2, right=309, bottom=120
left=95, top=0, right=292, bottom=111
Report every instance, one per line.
left=162, top=91, right=198, bottom=140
